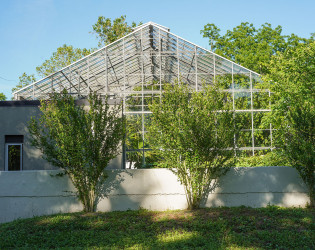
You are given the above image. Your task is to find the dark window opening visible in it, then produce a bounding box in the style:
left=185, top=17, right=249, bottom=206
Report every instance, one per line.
left=5, top=135, right=24, bottom=171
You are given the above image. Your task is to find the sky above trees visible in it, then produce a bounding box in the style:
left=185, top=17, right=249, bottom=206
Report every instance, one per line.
left=0, top=0, right=314, bottom=98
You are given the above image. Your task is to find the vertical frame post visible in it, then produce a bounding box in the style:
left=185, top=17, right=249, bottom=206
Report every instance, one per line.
left=250, top=71, right=254, bottom=156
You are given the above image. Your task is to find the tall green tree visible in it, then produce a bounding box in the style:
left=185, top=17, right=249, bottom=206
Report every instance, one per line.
left=28, top=90, right=125, bottom=212
left=263, top=42, right=315, bottom=207
left=201, top=22, right=313, bottom=74
left=36, top=44, right=92, bottom=78
left=0, top=92, right=6, bottom=101
left=13, top=45, right=92, bottom=93
left=147, top=83, right=239, bottom=209
left=12, top=73, right=36, bottom=93
left=91, top=15, right=142, bottom=47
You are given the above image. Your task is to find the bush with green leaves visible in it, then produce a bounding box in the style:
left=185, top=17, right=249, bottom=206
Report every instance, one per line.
left=263, top=42, right=315, bottom=207
left=280, top=102, right=314, bottom=207
left=28, top=91, right=125, bottom=212
left=147, top=83, right=239, bottom=209
left=235, top=150, right=290, bottom=167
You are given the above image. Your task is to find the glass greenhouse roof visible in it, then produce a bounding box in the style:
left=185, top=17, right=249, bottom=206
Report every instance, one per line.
left=13, top=22, right=260, bottom=100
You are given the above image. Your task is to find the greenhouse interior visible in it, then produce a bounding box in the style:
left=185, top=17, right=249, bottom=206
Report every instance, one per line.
left=13, top=22, right=272, bottom=168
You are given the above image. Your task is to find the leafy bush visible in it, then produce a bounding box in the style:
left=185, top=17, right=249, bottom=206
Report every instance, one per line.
left=147, top=83, right=239, bottom=209
left=236, top=151, right=290, bottom=167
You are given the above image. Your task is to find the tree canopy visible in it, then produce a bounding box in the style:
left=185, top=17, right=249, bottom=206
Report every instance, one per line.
left=201, top=22, right=313, bottom=74
left=12, top=73, right=37, bottom=93
left=36, top=44, right=93, bottom=78
left=91, top=15, right=142, bottom=47
left=0, top=92, right=6, bottom=101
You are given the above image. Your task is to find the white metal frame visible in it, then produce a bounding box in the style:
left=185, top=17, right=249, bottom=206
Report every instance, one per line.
left=13, top=22, right=273, bottom=164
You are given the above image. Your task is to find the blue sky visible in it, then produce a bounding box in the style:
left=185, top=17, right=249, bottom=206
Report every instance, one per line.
left=0, top=0, right=314, bottom=99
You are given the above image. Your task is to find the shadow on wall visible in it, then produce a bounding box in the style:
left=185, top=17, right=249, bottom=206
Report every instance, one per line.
left=95, top=170, right=134, bottom=211
left=205, top=167, right=309, bottom=208
left=17, top=108, right=57, bottom=170
left=97, top=169, right=187, bottom=212
left=0, top=167, right=310, bottom=223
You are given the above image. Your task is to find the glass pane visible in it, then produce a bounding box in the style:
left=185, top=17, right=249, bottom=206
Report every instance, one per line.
left=125, top=95, right=142, bottom=112
left=126, top=151, right=143, bottom=169
left=126, top=114, right=143, bottom=150
left=236, top=131, right=252, bottom=148
left=253, top=112, right=269, bottom=129
left=144, top=151, right=160, bottom=168
left=233, top=73, right=250, bottom=90
left=253, top=91, right=270, bottom=110
left=254, top=130, right=271, bottom=147
left=215, top=74, right=232, bottom=89
left=197, top=54, right=214, bottom=74
left=235, top=92, right=251, bottom=110
left=235, top=112, right=252, bottom=130
left=8, top=145, right=21, bottom=171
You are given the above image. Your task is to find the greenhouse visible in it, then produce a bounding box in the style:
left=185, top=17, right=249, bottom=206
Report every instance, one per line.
left=13, top=22, right=272, bottom=168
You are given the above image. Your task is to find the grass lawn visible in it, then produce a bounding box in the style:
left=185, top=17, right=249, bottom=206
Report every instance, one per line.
left=0, top=206, right=314, bottom=249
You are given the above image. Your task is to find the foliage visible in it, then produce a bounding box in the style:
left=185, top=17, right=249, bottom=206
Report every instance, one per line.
left=36, top=44, right=92, bottom=78
left=201, top=22, right=313, bottom=74
left=263, top=42, right=315, bottom=207
left=125, top=114, right=159, bottom=169
left=13, top=45, right=92, bottom=92
left=28, top=91, right=124, bottom=212
left=125, top=83, right=161, bottom=169
left=147, top=83, right=239, bottom=209
left=91, top=15, right=142, bottom=47
left=0, top=92, right=6, bottom=101
left=12, top=72, right=36, bottom=93
left=281, top=102, right=314, bottom=207
left=0, top=207, right=314, bottom=249
left=235, top=151, right=290, bottom=167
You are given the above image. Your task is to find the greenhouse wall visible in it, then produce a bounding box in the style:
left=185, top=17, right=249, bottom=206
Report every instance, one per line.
left=12, top=23, right=273, bottom=167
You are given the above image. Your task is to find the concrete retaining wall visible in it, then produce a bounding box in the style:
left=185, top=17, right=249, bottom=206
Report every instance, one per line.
left=0, top=167, right=309, bottom=223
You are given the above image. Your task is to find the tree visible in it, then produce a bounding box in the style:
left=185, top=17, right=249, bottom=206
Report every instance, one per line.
left=147, top=83, right=239, bottom=209
left=0, top=93, right=6, bottom=101
left=264, top=42, right=315, bottom=207
left=12, top=45, right=92, bottom=93
left=36, top=44, right=92, bottom=78
left=201, top=22, right=313, bottom=74
left=200, top=23, right=221, bottom=51
left=91, top=15, right=142, bottom=47
left=28, top=90, right=125, bottom=212
left=12, top=73, right=36, bottom=93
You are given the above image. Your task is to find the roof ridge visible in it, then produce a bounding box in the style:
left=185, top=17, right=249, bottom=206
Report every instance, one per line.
left=13, top=22, right=260, bottom=97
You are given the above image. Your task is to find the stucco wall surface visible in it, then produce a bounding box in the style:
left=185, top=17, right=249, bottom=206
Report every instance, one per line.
left=0, top=105, right=57, bottom=171
left=0, top=105, right=122, bottom=170
left=0, top=167, right=309, bottom=223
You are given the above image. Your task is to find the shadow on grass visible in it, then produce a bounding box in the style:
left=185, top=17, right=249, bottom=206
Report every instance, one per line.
left=0, top=206, right=314, bottom=249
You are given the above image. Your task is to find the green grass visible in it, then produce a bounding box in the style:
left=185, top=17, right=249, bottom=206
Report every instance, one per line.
left=0, top=206, right=314, bottom=249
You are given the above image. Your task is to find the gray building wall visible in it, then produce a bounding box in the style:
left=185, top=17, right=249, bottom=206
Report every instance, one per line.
left=0, top=167, right=309, bottom=223
left=0, top=102, right=56, bottom=171
left=0, top=101, right=122, bottom=171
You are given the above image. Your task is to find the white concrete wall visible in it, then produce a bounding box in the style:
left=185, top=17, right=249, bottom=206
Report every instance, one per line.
left=0, top=167, right=309, bottom=223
